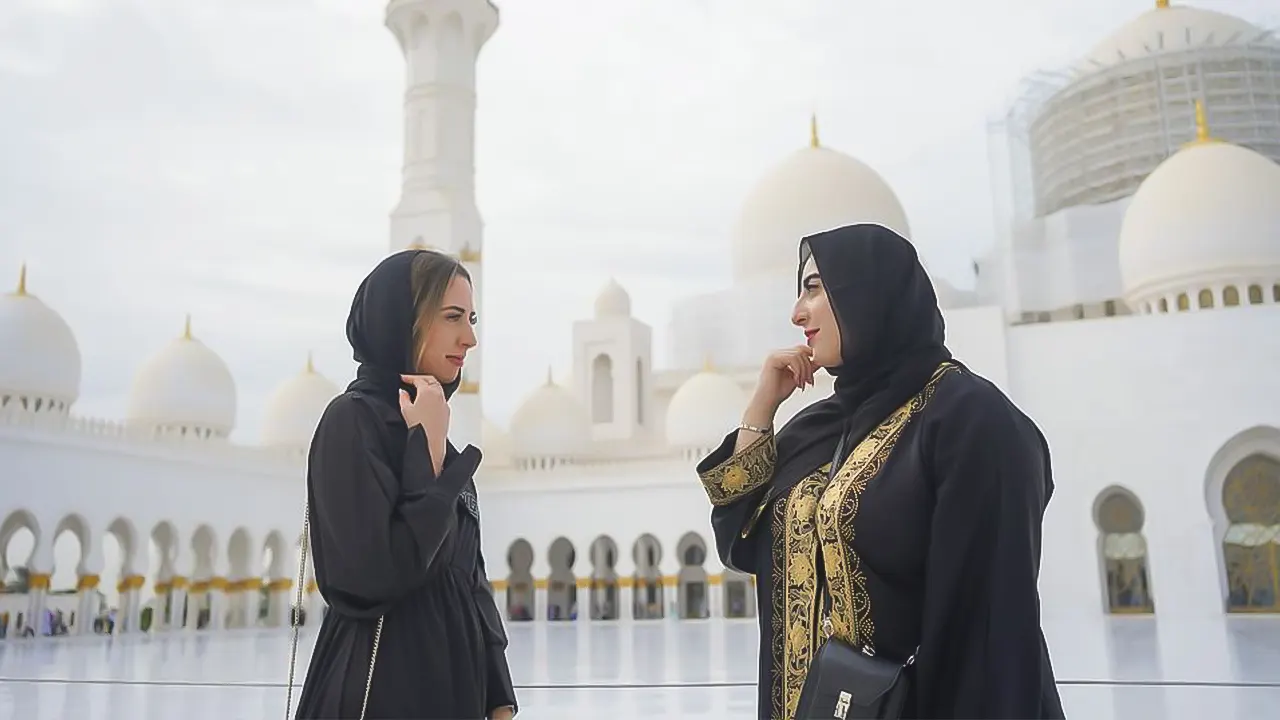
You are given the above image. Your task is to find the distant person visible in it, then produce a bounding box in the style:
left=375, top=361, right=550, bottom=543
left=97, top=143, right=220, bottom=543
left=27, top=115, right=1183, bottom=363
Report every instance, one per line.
left=289, top=250, right=516, bottom=720
left=696, top=224, right=1064, bottom=719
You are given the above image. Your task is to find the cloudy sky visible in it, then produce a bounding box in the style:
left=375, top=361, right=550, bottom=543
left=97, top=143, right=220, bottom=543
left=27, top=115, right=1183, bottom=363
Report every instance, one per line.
left=1, top=0, right=1273, bottom=441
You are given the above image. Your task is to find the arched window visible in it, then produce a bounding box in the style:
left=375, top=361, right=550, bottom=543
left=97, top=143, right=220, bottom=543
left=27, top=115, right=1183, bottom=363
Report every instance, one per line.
left=1197, top=288, right=1215, bottom=309
left=1223, top=286, right=1240, bottom=307
left=1094, top=488, right=1154, bottom=614
left=1222, top=455, right=1280, bottom=613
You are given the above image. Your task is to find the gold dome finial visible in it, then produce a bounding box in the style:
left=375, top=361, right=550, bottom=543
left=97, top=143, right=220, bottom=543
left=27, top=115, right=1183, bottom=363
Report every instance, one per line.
left=545, top=366, right=554, bottom=385
left=1184, top=99, right=1220, bottom=147
left=702, top=354, right=714, bottom=372
left=15, top=263, right=27, bottom=296
left=182, top=314, right=193, bottom=340
left=1194, top=99, right=1210, bottom=142
left=809, top=113, right=820, bottom=148
left=305, top=351, right=315, bottom=374
left=1156, top=0, right=1170, bottom=9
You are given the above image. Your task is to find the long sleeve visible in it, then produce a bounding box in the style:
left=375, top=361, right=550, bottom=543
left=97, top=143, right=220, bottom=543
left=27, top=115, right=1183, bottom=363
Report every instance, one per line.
left=307, top=398, right=479, bottom=619
left=696, top=429, right=777, bottom=574
left=473, top=532, right=518, bottom=715
left=913, top=386, right=1065, bottom=719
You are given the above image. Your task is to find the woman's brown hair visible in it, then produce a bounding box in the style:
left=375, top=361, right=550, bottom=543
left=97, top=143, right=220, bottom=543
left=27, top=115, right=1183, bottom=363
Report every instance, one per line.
left=409, top=250, right=472, bottom=367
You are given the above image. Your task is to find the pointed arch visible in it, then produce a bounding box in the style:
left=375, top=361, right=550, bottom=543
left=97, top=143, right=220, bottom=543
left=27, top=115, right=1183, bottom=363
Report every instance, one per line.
left=1092, top=486, right=1154, bottom=614
left=1205, top=426, right=1280, bottom=613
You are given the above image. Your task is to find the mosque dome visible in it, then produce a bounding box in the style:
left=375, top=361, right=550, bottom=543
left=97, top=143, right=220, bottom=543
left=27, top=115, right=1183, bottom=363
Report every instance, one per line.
left=0, top=265, right=81, bottom=415
left=482, top=417, right=514, bottom=467
left=261, top=354, right=340, bottom=449
left=126, top=316, right=238, bottom=439
left=509, top=371, right=590, bottom=463
left=1118, top=102, right=1280, bottom=312
left=731, top=116, right=910, bottom=283
left=1079, top=2, right=1264, bottom=71
left=665, top=364, right=746, bottom=452
left=594, top=278, right=631, bottom=319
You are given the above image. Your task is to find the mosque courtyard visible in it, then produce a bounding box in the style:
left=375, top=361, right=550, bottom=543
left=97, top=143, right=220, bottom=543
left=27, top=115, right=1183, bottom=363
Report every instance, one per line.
left=0, top=616, right=1278, bottom=719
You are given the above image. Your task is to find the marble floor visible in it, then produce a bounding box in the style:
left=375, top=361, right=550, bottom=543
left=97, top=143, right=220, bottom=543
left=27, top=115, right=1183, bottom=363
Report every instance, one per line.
left=1, top=615, right=1278, bottom=719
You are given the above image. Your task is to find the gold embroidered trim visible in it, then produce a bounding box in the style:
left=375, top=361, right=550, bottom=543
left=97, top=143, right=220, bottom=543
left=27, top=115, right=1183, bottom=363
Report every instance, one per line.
left=780, top=474, right=826, bottom=720
left=698, top=431, right=776, bottom=506
left=770, top=491, right=787, bottom=720
left=817, top=363, right=955, bottom=652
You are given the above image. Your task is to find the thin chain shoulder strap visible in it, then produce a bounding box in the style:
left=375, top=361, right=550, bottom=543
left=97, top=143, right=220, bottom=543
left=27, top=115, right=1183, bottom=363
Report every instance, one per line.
left=284, top=502, right=384, bottom=720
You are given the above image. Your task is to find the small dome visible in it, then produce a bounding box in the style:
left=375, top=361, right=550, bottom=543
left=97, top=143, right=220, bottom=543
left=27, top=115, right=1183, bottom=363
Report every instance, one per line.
left=1079, top=4, right=1264, bottom=71
left=594, top=278, right=632, bottom=318
left=665, top=366, right=746, bottom=449
left=0, top=266, right=81, bottom=414
left=1118, top=110, right=1280, bottom=308
left=732, top=117, right=909, bottom=283
left=126, top=316, right=237, bottom=439
left=261, top=354, right=340, bottom=449
left=509, top=371, right=589, bottom=460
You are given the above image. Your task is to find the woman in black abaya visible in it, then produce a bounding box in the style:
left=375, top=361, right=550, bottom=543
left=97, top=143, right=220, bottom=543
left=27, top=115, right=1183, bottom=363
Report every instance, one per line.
left=696, top=223, right=1065, bottom=719
left=290, top=249, right=517, bottom=720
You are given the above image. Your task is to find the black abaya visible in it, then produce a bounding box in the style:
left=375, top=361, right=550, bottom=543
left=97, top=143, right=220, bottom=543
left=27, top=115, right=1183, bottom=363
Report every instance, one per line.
left=697, top=225, right=1064, bottom=719
left=294, top=395, right=516, bottom=719
left=294, top=249, right=516, bottom=719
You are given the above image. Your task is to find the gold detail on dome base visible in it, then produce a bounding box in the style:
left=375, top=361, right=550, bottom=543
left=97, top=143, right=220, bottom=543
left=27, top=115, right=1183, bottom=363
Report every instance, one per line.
left=458, top=379, right=479, bottom=394
left=182, top=314, right=193, bottom=340
left=459, top=245, right=481, bottom=263
left=14, top=263, right=27, bottom=296
left=809, top=113, right=820, bottom=148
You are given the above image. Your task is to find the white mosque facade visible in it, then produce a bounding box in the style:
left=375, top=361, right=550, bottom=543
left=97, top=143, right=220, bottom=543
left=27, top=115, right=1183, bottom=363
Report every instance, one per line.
left=2, top=0, right=1279, bottom=647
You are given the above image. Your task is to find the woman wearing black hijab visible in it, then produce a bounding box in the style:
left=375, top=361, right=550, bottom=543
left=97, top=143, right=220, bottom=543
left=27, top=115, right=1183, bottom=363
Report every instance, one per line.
left=290, top=249, right=517, bottom=720
left=696, top=224, right=1064, bottom=719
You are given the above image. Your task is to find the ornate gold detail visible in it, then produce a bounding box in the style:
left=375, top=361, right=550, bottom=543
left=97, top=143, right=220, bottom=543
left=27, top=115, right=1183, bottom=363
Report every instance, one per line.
left=118, top=574, right=146, bottom=592
left=780, top=475, right=825, bottom=719
left=27, top=573, right=51, bottom=590
left=1184, top=99, right=1221, bottom=148
left=458, top=379, right=479, bottom=394
left=817, top=363, right=954, bottom=652
left=267, top=578, right=293, bottom=592
left=1156, top=0, right=1169, bottom=9
left=305, top=579, right=318, bottom=594
left=182, top=314, right=193, bottom=340
left=459, top=245, right=481, bottom=263
left=189, top=581, right=210, bottom=594
left=14, top=263, right=27, bottom=296
left=698, top=431, right=776, bottom=505
left=169, top=576, right=188, bottom=590
left=76, top=574, right=100, bottom=591
left=305, top=352, right=315, bottom=374
left=810, top=113, right=820, bottom=148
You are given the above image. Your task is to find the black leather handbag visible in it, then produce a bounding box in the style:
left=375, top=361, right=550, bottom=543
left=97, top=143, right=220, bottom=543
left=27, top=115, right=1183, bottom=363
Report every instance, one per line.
left=793, top=431, right=917, bottom=720
left=794, top=636, right=915, bottom=719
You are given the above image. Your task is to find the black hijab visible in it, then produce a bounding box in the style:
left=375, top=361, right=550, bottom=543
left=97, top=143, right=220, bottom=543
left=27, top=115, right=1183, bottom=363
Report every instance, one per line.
left=344, top=249, right=461, bottom=409
left=766, top=223, right=952, bottom=499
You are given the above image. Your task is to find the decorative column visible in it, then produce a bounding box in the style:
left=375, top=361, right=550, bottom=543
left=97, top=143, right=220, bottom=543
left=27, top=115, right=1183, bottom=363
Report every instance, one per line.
left=168, top=577, right=188, bottom=631
left=207, top=577, right=229, bottom=630
left=708, top=573, right=724, bottom=618
left=116, top=575, right=145, bottom=633
left=153, top=580, right=171, bottom=631
left=74, top=574, right=100, bottom=635
left=384, top=0, right=497, bottom=451
left=266, top=578, right=292, bottom=628
left=25, top=572, right=51, bottom=637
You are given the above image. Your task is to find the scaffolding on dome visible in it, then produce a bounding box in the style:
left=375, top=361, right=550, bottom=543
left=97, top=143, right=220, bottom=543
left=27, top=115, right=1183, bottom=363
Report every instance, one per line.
left=986, top=27, right=1280, bottom=245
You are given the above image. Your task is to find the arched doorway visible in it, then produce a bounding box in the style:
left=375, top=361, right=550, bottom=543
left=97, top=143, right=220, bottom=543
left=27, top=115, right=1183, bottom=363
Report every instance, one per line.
left=676, top=532, right=709, bottom=619
left=505, top=539, right=535, bottom=621
left=631, top=534, right=663, bottom=620
left=546, top=537, right=577, bottom=621
left=588, top=535, right=619, bottom=620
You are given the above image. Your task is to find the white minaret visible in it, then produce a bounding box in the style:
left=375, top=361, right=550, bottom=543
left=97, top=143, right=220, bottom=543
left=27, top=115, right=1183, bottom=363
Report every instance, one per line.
left=385, top=0, right=498, bottom=451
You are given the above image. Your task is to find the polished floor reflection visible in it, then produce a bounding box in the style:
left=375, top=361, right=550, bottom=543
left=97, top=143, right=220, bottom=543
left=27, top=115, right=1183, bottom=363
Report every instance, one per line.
left=1, top=616, right=1278, bottom=719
